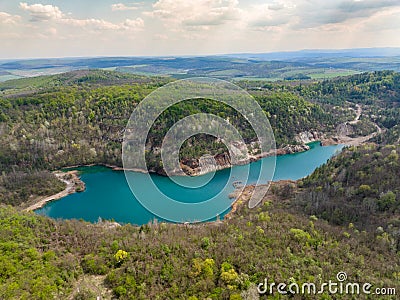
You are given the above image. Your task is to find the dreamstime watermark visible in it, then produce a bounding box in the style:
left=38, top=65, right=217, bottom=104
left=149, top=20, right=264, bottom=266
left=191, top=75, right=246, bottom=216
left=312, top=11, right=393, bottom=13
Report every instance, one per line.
left=122, top=77, right=276, bottom=222
left=257, top=272, right=396, bottom=296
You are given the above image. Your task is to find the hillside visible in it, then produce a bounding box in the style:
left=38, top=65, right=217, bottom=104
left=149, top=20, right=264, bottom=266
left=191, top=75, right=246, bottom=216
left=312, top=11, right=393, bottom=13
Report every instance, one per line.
left=0, top=70, right=168, bottom=95
left=296, top=144, right=400, bottom=234
left=0, top=70, right=339, bottom=174
left=2, top=49, right=400, bottom=82
left=0, top=179, right=399, bottom=299
left=0, top=69, right=399, bottom=298
left=1, top=70, right=400, bottom=207
left=1, top=141, right=400, bottom=298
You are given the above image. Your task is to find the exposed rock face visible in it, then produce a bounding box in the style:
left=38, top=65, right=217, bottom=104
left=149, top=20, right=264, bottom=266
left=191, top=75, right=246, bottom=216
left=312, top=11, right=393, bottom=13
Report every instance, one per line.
left=214, top=153, right=231, bottom=167
left=178, top=143, right=310, bottom=176
left=179, top=158, right=199, bottom=176
left=276, top=144, right=310, bottom=155
left=295, top=131, right=324, bottom=144
left=336, top=123, right=354, bottom=137
left=181, top=158, right=199, bottom=169
left=176, top=140, right=253, bottom=176
left=184, top=153, right=234, bottom=176
left=321, top=137, right=340, bottom=146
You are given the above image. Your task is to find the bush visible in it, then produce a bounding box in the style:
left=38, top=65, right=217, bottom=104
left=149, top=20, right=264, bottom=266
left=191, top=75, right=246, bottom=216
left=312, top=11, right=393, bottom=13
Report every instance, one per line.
left=81, top=254, right=108, bottom=275
left=378, top=191, right=396, bottom=211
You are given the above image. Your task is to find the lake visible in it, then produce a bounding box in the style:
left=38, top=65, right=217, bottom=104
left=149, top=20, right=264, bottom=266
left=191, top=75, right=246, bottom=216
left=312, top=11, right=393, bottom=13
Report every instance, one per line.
left=35, top=142, right=343, bottom=225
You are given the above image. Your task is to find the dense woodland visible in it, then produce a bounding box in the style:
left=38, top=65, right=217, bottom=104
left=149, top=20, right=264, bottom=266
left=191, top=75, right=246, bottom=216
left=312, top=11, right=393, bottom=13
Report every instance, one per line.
left=0, top=70, right=347, bottom=205
left=0, top=70, right=399, bottom=299
left=0, top=188, right=399, bottom=299
left=2, top=70, right=398, bottom=176
left=0, top=71, right=339, bottom=173
left=0, top=170, right=65, bottom=206
left=1, top=70, right=398, bottom=193
left=296, top=144, right=400, bottom=245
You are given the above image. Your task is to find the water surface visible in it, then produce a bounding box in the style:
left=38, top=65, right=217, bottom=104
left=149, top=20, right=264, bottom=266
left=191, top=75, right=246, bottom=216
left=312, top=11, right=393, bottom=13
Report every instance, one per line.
left=36, top=142, right=343, bottom=224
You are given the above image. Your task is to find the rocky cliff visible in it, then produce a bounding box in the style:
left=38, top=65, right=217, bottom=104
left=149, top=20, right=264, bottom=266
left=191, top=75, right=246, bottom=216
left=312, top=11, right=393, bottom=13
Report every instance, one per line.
left=295, top=131, right=324, bottom=144
left=275, top=144, right=310, bottom=155
left=178, top=143, right=310, bottom=176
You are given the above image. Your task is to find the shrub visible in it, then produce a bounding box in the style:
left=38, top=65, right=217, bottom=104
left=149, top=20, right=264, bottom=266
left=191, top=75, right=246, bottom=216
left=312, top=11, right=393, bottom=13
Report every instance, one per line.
left=114, top=250, right=128, bottom=264
left=81, top=254, right=108, bottom=275
left=201, top=237, right=211, bottom=250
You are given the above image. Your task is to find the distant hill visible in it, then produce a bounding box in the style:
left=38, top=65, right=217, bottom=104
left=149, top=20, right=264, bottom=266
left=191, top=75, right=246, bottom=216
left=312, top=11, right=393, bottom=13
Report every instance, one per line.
left=226, top=47, right=400, bottom=60
left=0, top=70, right=165, bottom=92
left=1, top=48, right=399, bottom=81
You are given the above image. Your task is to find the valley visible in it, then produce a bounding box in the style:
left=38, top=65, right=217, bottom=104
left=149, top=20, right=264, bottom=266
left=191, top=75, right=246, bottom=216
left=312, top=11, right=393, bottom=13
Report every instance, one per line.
left=0, top=66, right=399, bottom=299
left=1, top=0, right=399, bottom=297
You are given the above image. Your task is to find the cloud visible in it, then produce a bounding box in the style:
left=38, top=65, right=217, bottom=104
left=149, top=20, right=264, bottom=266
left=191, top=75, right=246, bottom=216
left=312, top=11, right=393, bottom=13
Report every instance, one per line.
left=246, top=2, right=295, bottom=29
left=18, top=3, right=144, bottom=31
left=293, top=0, right=400, bottom=28
left=250, top=16, right=291, bottom=28
left=4, top=0, right=399, bottom=58
left=331, top=0, right=400, bottom=23
left=243, top=0, right=400, bottom=30
left=19, top=2, right=63, bottom=21
left=111, top=3, right=139, bottom=11
left=59, top=17, right=144, bottom=31
left=60, top=17, right=144, bottom=31
left=178, top=0, right=400, bottom=31
left=146, top=0, right=242, bottom=29
left=47, top=27, right=57, bottom=36
left=359, top=6, right=400, bottom=32
left=60, top=18, right=120, bottom=30
left=182, top=9, right=240, bottom=27
left=0, top=12, right=21, bottom=24
left=267, top=2, right=287, bottom=11
left=338, top=0, right=400, bottom=14
left=123, top=18, right=145, bottom=29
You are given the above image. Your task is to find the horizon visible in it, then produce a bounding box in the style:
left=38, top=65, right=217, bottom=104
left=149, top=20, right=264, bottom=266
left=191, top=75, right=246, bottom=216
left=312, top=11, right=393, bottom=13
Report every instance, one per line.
left=1, top=1, right=400, bottom=59
left=2, top=46, right=400, bottom=61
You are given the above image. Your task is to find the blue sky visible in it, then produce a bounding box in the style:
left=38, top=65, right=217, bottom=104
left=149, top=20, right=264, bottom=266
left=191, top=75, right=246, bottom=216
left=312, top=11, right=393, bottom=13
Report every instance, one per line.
left=0, top=0, right=399, bottom=58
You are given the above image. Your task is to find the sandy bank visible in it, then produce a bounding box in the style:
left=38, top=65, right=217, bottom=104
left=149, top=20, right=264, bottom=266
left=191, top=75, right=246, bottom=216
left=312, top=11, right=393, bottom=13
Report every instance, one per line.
left=25, top=171, right=85, bottom=212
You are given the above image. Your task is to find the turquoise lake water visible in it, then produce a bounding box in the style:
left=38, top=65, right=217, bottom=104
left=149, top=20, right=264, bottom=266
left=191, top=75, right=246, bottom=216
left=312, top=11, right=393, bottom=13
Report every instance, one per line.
left=35, top=142, right=344, bottom=225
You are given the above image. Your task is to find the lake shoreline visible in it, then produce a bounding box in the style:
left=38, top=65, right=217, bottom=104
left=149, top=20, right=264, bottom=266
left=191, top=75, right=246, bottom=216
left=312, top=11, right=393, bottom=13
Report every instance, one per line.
left=61, top=141, right=325, bottom=176
left=27, top=140, right=333, bottom=218
left=24, top=171, right=85, bottom=212
left=224, top=179, right=297, bottom=221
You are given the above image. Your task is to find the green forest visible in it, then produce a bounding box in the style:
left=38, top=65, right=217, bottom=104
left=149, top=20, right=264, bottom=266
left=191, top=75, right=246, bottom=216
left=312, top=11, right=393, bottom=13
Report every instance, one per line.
left=0, top=69, right=350, bottom=204
left=0, top=70, right=399, bottom=299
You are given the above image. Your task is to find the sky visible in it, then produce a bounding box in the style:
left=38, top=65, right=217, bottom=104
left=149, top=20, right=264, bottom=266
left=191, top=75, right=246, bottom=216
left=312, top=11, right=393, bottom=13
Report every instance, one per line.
left=0, top=0, right=399, bottom=59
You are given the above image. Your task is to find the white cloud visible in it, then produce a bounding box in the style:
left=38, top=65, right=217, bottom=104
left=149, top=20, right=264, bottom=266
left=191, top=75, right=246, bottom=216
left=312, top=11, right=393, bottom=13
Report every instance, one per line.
left=292, top=0, right=400, bottom=28
left=111, top=3, right=139, bottom=11
left=359, top=7, right=400, bottom=32
left=60, top=18, right=120, bottom=30
left=19, top=2, right=63, bottom=21
left=1, top=0, right=398, bottom=58
left=247, top=3, right=295, bottom=28
left=47, top=27, right=57, bottom=36
left=123, top=18, right=145, bottom=29
left=60, top=17, right=144, bottom=31
left=240, top=0, right=400, bottom=30
left=146, top=0, right=243, bottom=29
left=338, top=0, right=400, bottom=14
left=18, top=3, right=144, bottom=32
left=0, top=12, right=21, bottom=24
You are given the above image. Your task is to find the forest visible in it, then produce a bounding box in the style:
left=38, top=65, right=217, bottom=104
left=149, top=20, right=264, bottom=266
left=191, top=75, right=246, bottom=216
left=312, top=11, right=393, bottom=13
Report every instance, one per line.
left=1, top=70, right=399, bottom=205
left=0, top=70, right=399, bottom=298
left=295, top=144, right=400, bottom=245
left=0, top=69, right=349, bottom=205
left=0, top=178, right=399, bottom=299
